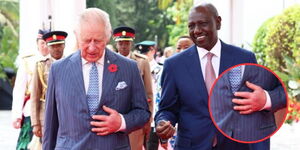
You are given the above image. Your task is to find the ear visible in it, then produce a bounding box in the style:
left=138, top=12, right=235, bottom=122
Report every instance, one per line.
left=216, top=16, right=222, bottom=30
left=73, top=30, right=79, bottom=42
left=73, top=30, right=81, bottom=50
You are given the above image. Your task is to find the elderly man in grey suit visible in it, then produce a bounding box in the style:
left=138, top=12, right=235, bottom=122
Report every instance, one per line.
left=43, top=8, right=151, bottom=150
left=210, top=64, right=287, bottom=142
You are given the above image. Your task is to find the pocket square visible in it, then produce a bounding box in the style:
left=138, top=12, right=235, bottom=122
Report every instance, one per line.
left=116, top=81, right=127, bottom=90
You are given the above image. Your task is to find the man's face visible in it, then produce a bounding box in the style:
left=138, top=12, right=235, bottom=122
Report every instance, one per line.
left=37, top=39, right=49, bottom=56
left=78, top=21, right=108, bottom=62
left=176, top=38, right=194, bottom=53
left=116, top=40, right=132, bottom=56
left=188, top=6, right=221, bottom=50
left=48, top=43, right=65, bottom=60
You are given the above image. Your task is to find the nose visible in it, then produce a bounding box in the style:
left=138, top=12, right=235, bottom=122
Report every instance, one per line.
left=88, top=40, right=97, bottom=51
left=194, top=24, right=202, bottom=35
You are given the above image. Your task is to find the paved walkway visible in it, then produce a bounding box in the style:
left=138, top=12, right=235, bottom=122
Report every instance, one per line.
left=0, top=110, right=19, bottom=149
left=1, top=110, right=299, bottom=149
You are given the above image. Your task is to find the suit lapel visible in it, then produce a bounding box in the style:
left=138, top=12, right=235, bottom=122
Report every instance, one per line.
left=184, top=45, right=208, bottom=97
left=219, top=41, right=235, bottom=75
left=68, top=51, right=89, bottom=111
left=237, top=65, right=253, bottom=91
left=100, top=49, right=118, bottom=106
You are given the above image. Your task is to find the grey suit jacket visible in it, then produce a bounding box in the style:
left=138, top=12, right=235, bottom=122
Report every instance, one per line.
left=43, top=49, right=150, bottom=150
left=210, top=64, right=286, bottom=142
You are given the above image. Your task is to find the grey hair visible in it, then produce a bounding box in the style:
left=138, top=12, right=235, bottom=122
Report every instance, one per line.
left=75, top=8, right=112, bottom=40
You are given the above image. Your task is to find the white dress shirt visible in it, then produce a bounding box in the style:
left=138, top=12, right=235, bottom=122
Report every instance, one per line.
left=197, top=39, right=221, bottom=80
left=81, top=51, right=126, bottom=131
left=82, top=53, right=104, bottom=98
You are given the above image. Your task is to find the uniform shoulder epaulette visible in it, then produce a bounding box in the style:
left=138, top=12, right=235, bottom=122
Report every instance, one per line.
left=38, top=57, right=50, bottom=62
left=22, top=54, right=35, bottom=59
left=133, top=52, right=148, bottom=60
left=157, top=62, right=163, bottom=66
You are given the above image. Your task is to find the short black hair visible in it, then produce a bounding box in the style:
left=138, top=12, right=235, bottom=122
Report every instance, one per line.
left=191, top=3, right=219, bottom=17
left=178, top=35, right=192, bottom=40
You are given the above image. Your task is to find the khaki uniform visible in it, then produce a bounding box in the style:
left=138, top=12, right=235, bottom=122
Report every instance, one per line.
left=129, top=52, right=153, bottom=150
left=12, top=54, right=46, bottom=150
left=12, top=54, right=43, bottom=120
left=31, top=57, right=53, bottom=127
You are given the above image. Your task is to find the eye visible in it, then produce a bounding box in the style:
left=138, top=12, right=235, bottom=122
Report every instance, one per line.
left=188, top=23, right=195, bottom=29
left=200, top=22, right=209, bottom=27
left=82, top=39, right=91, bottom=44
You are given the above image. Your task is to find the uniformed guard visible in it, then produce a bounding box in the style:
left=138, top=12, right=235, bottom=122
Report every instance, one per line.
left=12, top=29, right=49, bottom=150
left=113, top=26, right=153, bottom=150
left=135, top=41, right=163, bottom=83
left=135, top=41, right=164, bottom=150
left=30, top=31, right=67, bottom=149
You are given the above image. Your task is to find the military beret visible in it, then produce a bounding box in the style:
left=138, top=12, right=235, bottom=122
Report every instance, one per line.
left=135, top=41, right=156, bottom=53
left=113, top=26, right=135, bottom=41
left=42, top=31, right=68, bottom=46
left=37, top=29, right=50, bottom=39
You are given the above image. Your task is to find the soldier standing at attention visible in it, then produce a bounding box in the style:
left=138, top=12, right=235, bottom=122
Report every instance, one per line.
left=30, top=31, right=67, bottom=147
left=12, top=29, right=49, bottom=150
left=113, top=26, right=153, bottom=150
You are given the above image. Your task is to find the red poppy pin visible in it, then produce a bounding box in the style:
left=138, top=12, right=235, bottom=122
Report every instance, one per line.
left=108, top=64, right=118, bottom=72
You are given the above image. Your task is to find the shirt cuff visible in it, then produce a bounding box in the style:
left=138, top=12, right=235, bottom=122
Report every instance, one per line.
left=116, top=114, right=126, bottom=132
left=261, top=90, right=272, bottom=110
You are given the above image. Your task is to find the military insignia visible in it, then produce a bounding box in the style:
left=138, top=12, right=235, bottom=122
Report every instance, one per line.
left=53, top=34, right=57, bottom=40
left=122, top=31, right=126, bottom=36
left=139, top=45, right=142, bottom=50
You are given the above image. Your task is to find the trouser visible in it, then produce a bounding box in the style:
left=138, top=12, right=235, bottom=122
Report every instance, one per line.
left=16, top=117, right=33, bottom=150
left=129, top=128, right=147, bottom=150
left=147, top=127, right=159, bottom=150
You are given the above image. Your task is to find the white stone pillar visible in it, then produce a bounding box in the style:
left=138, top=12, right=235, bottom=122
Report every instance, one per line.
left=19, top=0, right=43, bottom=56
left=19, top=0, right=86, bottom=58
left=50, top=0, right=86, bottom=56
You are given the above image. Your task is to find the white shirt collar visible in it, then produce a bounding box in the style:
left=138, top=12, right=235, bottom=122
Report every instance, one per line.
left=82, top=50, right=105, bottom=66
left=117, top=52, right=131, bottom=58
left=197, top=39, right=221, bottom=59
left=126, top=53, right=131, bottom=58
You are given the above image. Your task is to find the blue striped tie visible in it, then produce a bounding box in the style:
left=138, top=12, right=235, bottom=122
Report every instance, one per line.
left=229, top=66, right=242, bottom=93
left=87, top=62, right=99, bottom=116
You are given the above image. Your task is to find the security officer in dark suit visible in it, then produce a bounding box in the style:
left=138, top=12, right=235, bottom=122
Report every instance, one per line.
left=113, top=26, right=153, bottom=150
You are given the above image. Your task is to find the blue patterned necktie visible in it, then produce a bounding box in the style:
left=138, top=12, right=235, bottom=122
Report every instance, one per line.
left=87, top=62, right=99, bottom=116
left=229, top=66, right=242, bottom=93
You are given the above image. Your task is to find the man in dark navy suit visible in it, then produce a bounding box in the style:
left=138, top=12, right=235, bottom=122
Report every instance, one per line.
left=155, top=2, right=274, bottom=150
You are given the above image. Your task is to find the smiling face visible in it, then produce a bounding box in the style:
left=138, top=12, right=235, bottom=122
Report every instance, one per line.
left=188, top=5, right=221, bottom=51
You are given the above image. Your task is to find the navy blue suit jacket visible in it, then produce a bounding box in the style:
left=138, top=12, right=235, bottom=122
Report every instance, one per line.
left=43, top=49, right=150, bottom=150
left=155, top=41, right=272, bottom=150
left=211, top=64, right=286, bottom=142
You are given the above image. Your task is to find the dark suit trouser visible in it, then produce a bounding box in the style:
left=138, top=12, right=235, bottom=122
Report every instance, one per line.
left=216, top=133, right=270, bottom=150
left=147, top=127, right=159, bottom=150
